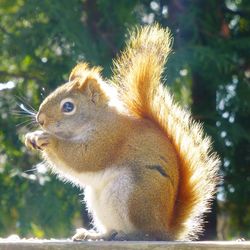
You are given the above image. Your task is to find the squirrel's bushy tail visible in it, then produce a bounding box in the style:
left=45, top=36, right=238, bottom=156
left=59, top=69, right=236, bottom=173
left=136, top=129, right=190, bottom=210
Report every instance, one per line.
left=112, top=24, right=220, bottom=240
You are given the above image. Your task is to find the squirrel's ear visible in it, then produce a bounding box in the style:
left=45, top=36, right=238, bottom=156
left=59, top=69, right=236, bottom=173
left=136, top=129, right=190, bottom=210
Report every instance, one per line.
left=77, top=76, right=107, bottom=104
left=69, top=63, right=102, bottom=82
left=85, top=78, right=105, bottom=104
left=69, top=63, right=106, bottom=104
left=69, top=63, right=89, bottom=82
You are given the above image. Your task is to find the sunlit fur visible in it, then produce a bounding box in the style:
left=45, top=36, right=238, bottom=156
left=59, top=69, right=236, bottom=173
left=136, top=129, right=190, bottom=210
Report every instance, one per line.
left=112, top=24, right=220, bottom=239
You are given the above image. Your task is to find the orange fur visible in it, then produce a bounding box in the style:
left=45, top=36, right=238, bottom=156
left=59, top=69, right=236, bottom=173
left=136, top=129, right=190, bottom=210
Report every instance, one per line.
left=112, top=24, right=220, bottom=239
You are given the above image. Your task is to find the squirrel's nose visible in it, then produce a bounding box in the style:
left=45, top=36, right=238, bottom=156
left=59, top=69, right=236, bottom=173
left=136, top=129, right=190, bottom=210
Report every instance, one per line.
left=36, top=113, right=46, bottom=126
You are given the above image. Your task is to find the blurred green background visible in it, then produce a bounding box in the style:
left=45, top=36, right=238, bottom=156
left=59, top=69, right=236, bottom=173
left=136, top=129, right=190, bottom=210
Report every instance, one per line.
left=0, top=0, right=249, bottom=240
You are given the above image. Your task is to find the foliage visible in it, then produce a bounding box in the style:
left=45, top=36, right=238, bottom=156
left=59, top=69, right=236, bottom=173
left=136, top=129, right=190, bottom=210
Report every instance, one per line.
left=0, top=0, right=249, bottom=239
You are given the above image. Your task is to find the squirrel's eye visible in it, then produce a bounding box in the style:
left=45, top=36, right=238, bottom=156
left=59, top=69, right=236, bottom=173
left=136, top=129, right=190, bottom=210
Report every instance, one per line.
left=60, top=98, right=76, bottom=115
left=62, top=102, right=74, bottom=112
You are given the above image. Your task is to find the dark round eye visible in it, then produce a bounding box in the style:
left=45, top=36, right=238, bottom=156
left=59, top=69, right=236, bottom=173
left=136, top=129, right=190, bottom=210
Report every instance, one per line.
left=62, top=101, right=74, bottom=113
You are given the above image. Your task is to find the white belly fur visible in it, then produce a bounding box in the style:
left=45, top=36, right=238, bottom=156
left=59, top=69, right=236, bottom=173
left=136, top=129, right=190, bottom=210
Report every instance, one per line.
left=82, top=167, right=135, bottom=233
left=46, top=156, right=135, bottom=234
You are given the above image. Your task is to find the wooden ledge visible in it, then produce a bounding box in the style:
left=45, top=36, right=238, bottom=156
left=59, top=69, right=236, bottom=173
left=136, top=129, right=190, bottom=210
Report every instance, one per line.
left=0, top=240, right=250, bottom=250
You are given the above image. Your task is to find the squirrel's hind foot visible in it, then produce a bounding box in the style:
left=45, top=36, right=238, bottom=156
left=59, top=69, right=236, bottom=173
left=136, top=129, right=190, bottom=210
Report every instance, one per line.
left=72, top=228, right=117, bottom=241
left=72, top=228, right=171, bottom=241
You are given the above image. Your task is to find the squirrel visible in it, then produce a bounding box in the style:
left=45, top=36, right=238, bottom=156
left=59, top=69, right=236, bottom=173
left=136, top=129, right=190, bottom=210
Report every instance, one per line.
left=24, top=24, right=220, bottom=241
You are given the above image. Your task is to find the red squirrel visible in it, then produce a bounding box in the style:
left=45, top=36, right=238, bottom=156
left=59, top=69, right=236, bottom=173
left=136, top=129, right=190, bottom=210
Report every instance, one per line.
left=25, top=25, right=220, bottom=241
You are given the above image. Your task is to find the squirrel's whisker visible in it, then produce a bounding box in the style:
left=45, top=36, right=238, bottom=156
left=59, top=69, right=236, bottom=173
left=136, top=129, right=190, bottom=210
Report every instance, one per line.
left=15, top=95, right=38, bottom=113
left=17, top=103, right=37, bottom=116
left=16, top=119, right=36, bottom=128
left=16, top=120, right=32, bottom=127
left=11, top=110, right=35, bottom=117
left=23, top=167, right=37, bottom=173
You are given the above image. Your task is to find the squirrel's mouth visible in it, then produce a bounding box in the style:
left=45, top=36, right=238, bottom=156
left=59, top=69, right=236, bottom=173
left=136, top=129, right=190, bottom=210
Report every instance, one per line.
left=53, top=130, right=75, bottom=140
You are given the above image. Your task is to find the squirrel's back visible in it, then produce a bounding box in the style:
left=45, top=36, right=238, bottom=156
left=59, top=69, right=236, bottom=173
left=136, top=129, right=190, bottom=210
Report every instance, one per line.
left=112, top=24, right=220, bottom=240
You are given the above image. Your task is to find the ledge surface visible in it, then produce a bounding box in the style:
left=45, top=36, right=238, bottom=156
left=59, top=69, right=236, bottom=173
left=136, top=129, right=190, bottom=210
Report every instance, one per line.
left=0, top=240, right=250, bottom=250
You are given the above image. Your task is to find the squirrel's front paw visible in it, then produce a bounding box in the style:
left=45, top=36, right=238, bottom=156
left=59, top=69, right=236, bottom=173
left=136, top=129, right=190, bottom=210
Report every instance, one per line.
left=25, top=131, right=50, bottom=151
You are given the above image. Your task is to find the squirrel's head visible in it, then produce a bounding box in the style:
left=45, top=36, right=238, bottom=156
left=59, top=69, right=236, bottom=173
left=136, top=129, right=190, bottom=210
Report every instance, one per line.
left=36, top=63, right=109, bottom=139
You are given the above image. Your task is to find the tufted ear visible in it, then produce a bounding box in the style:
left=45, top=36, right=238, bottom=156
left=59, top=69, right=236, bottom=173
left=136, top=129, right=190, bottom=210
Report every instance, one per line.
left=69, top=63, right=106, bottom=104
left=69, top=63, right=89, bottom=82
left=69, top=63, right=102, bottom=82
